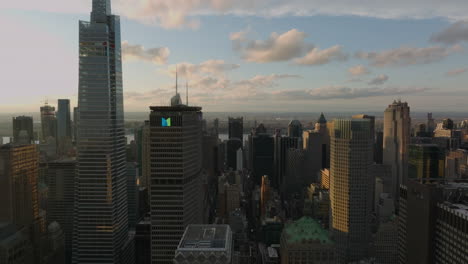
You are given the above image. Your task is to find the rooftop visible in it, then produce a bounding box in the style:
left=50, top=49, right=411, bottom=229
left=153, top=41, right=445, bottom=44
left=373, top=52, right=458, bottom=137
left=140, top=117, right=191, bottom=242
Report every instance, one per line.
left=150, top=105, right=202, bottom=112
left=283, top=216, right=333, bottom=245
left=177, top=225, right=231, bottom=251
left=440, top=202, right=468, bottom=218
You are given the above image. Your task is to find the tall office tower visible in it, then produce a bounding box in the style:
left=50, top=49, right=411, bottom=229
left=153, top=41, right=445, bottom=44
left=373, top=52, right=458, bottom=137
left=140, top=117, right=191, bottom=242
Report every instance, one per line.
left=40, top=103, right=57, bottom=141
left=229, top=117, right=244, bottom=141
left=374, top=131, right=383, bottom=164
left=330, top=119, right=374, bottom=263
left=137, top=121, right=150, bottom=190
left=126, top=162, right=139, bottom=229
left=47, top=159, right=76, bottom=264
left=0, top=144, right=40, bottom=229
left=353, top=114, right=375, bottom=157
left=0, top=144, right=43, bottom=262
left=226, top=138, right=242, bottom=170
left=12, top=116, right=34, bottom=144
left=303, top=113, right=330, bottom=182
left=283, top=148, right=307, bottom=198
left=273, top=135, right=299, bottom=189
left=249, top=126, right=274, bottom=185
left=73, top=1, right=134, bottom=263
left=149, top=100, right=203, bottom=264
left=288, top=120, right=303, bottom=138
left=434, top=202, right=468, bottom=263
left=383, top=100, right=410, bottom=204
left=408, top=144, right=444, bottom=179
left=73, top=107, right=79, bottom=143
left=427, top=113, right=435, bottom=134
left=56, top=99, right=72, bottom=155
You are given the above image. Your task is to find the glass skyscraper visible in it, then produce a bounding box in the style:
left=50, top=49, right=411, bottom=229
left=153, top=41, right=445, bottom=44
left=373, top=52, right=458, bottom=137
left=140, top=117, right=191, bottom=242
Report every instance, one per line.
left=73, top=0, right=133, bottom=263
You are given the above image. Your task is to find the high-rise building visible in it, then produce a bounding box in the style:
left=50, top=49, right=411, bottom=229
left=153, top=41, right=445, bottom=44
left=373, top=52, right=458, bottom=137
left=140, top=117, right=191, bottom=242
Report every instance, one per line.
left=273, top=135, right=299, bottom=189
left=173, top=225, right=233, bottom=264
left=303, top=113, right=330, bottom=182
left=427, top=113, right=435, bottom=134
left=226, top=138, right=243, bottom=170
left=126, top=162, right=139, bottom=229
left=0, top=144, right=44, bottom=262
left=229, top=117, right=244, bottom=141
left=408, top=144, right=444, bottom=179
left=40, top=103, right=57, bottom=141
left=0, top=144, right=40, bottom=229
left=149, top=101, right=203, bottom=264
left=434, top=202, right=468, bottom=263
left=47, top=159, right=76, bottom=264
left=56, top=99, right=72, bottom=155
left=383, top=100, right=410, bottom=204
left=249, top=127, right=274, bottom=185
left=12, top=116, right=34, bottom=144
left=398, top=180, right=468, bottom=264
left=287, top=120, right=302, bottom=138
left=330, top=119, right=374, bottom=263
left=73, top=0, right=134, bottom=263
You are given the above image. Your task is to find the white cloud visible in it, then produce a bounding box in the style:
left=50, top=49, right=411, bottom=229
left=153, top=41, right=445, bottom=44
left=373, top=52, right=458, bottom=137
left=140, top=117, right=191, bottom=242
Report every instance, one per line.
left=294, top=45, right=348, bottom=65
left=356, top=45, right=463, bottom=67
left=348, top=65, right=370, bottom=76
left=4, top=0, right=468, bottom=29
left=122, top=41, right=170, bottom=64
left=231, top=29, right=310, bottom=63
left=271, top=86, right=428, bottom=100
left=164, top=60, right=240, bottom=79
left=368, top=74, right=389, bottom=85
left=431, top=21, right=468, bottom=45
left=446, top=68, right=467, bottom=76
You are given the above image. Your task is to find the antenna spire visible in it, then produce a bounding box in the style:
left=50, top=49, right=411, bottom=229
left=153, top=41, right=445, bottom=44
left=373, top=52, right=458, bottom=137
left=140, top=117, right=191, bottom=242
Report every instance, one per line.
left=175, top=65, right=178, bottom=95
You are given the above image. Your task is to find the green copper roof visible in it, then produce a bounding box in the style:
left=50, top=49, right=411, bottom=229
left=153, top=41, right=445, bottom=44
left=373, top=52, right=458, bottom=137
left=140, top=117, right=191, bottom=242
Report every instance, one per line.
left=283, top=217, right=333, bottom=245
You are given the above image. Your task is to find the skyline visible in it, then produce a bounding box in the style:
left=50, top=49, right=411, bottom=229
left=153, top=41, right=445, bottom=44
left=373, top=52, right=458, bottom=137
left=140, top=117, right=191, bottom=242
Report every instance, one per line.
left=1, top=1, right=468, bottom=112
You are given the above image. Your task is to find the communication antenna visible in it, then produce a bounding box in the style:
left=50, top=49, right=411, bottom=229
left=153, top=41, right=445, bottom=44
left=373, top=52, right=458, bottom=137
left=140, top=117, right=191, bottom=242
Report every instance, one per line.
left=175, top=65, right=178, bottom=95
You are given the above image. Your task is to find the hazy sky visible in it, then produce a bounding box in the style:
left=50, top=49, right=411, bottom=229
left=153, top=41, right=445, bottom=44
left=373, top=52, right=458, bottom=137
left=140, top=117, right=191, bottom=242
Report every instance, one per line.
left=1, top=0, right=468, bottom=113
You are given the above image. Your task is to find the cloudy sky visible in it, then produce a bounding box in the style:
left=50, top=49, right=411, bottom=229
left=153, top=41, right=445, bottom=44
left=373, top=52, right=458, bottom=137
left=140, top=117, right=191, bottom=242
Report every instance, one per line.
left=1, top=0, right=468, bottom=113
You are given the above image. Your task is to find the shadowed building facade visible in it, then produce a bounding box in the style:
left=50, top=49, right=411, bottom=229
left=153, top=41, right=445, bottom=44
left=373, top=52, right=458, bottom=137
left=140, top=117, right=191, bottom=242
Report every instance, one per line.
left=149, top=103, right=203, bottom=264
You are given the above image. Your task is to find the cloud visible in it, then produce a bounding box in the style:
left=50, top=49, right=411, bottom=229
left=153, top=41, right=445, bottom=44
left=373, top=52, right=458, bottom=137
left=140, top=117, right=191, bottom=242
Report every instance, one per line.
left=5, top=1, right=468, bottom=29
left=164, top=60, right=240, bottom=78
left=348, top=65, right=370, bottom=76
left=271, top=86, right=428, bottom=100
left=368, top=74, right=389, bottom=85
left=431, top=21, right=468, bottom=45
left=446, top=68, right=467, bottom=76
left=231, top=29, right=310, bottom=63
left=122, top=41, right=170, bottom=64
left=356, top=45, right=463, bottom=67
left=294, top=45, right=348, bottom=65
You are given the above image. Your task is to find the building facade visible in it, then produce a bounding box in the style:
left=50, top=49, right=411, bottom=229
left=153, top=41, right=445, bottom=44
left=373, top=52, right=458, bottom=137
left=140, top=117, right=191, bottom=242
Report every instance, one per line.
left=330, top=119, right=374, bottom=263
left=73, top=0, right=133, bottom=263
left=228, top=117, right=244, bottom=141
left=383, top=100, right=410, bottom=205
left=149, top=104, right=203, bottom=264
left=40, top=103, right=57, bottom=142
left=12, top=116, right=34, bottom=144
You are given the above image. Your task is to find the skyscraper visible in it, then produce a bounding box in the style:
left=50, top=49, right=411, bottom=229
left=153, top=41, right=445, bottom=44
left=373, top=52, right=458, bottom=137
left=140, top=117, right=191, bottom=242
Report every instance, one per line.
left=249, top=128, right=274, bottom=185
left=57, top=99, right=72, bottom=155
left=149, top=98, right=203, bottom=264
left=12, top=116, right=34, bottom=144
left=228, top=117, right=244, bottom=141
left=40, top=103, right=57, bottom=141
left=287, top=120, right=302, bottom=138
left=47, top=159, right=76, bottom=263
left=383, top=100, right=410, bottom=205
left=330, top=119, right=374, bottom=263
left=408, top=144, right=444, bottom=179
left=73, top=0, right=133, bottom=263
